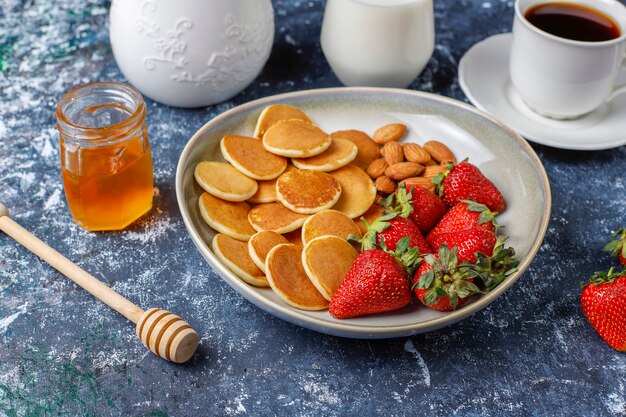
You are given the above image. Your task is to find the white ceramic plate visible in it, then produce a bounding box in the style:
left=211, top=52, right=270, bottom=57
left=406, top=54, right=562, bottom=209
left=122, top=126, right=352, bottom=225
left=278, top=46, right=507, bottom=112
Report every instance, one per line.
left=176, top=87, right=551, bottom=339
left=459, top=33, right=626, bottom=151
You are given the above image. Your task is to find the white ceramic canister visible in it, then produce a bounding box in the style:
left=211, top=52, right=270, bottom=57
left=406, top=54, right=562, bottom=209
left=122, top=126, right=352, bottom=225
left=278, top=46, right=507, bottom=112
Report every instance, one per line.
left=109, top=0, right=275, bottom=108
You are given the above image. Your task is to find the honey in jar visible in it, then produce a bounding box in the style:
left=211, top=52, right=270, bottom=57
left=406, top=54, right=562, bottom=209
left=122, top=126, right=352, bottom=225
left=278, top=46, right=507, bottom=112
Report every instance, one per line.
left=56, top=82, right=154, bottom=231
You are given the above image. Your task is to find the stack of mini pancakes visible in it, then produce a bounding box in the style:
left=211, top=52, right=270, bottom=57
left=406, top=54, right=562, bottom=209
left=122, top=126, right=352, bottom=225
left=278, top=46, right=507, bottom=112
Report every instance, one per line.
left=196, top=104, right=387, bottom=311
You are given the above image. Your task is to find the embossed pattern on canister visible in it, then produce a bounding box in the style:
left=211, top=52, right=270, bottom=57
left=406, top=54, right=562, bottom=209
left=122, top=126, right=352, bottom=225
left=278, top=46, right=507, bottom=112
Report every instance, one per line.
left=109, top=0, right=275, bottom=108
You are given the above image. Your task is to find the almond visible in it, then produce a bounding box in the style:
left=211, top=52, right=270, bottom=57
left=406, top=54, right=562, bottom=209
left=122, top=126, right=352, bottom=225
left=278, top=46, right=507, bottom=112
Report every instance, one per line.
left=373, top=123, right=407, bottom=144
left=382, top=141, right=404, bottom=165
left=400, top=177, right=436, bottom=193
left=375, top=176, right=397, bottom=194
left=403, top=143, right=431, bottom=164
left=423, top=141, right=456, bottom=164
left=366, top=158, right=388, bottom=179
left=422, top=164, right=446, bottom=181
left=385, top=162, right=425, bottom=181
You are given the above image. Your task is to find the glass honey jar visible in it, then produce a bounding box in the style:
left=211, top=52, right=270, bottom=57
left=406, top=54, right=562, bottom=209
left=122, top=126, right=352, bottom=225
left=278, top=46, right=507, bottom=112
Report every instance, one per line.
left=56, top=82, right=154, bottom=231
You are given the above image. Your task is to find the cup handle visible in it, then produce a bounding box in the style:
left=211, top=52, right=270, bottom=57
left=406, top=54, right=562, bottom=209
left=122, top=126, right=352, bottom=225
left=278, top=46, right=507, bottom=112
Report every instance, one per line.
left=607, top=54, right=626, bottom=102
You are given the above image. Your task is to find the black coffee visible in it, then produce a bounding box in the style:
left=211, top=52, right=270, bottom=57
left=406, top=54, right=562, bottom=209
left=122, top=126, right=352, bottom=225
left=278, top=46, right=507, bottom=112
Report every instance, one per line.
left=525, top=2, right=621, bottom=42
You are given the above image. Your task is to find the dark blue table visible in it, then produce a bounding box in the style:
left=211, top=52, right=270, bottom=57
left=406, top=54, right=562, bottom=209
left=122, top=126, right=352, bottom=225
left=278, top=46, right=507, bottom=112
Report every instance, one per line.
left=1, top=1, right=625, bottom=416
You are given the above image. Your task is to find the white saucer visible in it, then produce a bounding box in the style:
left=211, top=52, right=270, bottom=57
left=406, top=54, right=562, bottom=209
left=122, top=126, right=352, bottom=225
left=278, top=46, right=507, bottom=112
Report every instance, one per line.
left=459, top=33, right=626, bottom=151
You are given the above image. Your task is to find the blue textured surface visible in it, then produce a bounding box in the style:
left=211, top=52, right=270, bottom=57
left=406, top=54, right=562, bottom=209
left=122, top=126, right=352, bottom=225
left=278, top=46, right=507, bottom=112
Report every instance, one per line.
left=1, top=0, right=625, bottom=416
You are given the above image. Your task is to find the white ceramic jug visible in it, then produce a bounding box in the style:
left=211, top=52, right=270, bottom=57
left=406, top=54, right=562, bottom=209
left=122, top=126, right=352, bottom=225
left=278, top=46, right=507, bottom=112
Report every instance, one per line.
left=109, top=0, right=274, bottom=108
left=321, top=0, right=434, bottom=88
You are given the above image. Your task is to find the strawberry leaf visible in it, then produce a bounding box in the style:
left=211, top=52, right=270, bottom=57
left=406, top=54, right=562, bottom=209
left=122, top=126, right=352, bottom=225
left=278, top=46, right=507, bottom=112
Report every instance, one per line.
left=379, top=183, right=414, bottom=218
left=347, top=233, right=362, bottom=244
left=423, top=253, right=438, bottom=267
left=360, top=212, right=396, bottom=251
left=393, top=237, right=422, bottom=276
left=395, top=236, right=411, bottom=254
left=432, top=161, right=456, bottom=196
left=394, top=184, right=415, bottom=218
left=438, top=244, right=458, bottom=271
left=603, top=228, right=626, bottom=258
left=471, top=236, right=519, bottom=291
left=448, top=292, right=459, bottom=309
left=583, top=266, right=626, bottom=288
left=416, top=270, right=435, bottom=289
left=457, top=280, right=481, bottom=298
left=459, top=199, right=502, bottom=228
left=423, top=288, right=440, bottom=305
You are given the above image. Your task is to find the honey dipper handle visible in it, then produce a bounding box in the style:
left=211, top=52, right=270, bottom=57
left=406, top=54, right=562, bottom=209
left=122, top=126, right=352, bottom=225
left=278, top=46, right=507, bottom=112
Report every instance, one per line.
left=0, top=209, right=144, bottom=324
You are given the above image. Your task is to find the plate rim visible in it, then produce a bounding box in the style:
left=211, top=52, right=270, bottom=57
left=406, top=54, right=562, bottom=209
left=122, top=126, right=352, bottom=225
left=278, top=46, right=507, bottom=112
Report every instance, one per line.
left=458, top=32, right=626, bottom=151
left=175, top=86, right=552, bottom=338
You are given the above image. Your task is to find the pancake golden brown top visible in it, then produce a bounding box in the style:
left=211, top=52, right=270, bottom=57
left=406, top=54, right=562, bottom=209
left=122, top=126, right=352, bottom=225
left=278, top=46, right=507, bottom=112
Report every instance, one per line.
left=221, top=135, right=287, bottom=180
left=248, top=231, right=289, bottom=272
left=301, top=209, right=362, bottom=245
left=302, top=236, right=359, bottom=301
left=291, top=138, right=358, bottom=171
left=247, top=202, right=309, bottom=233
left=194, top=161, right=258, bottom=202
left=199, top=192, right=256, bottom=240
left=331, top=130, right=380, bottom=170
left=328, top=165, right=377, bottom=219
left=276, top=169, right=342, bottom=214
left=265, top=244, right=329, bottom=310
left=262, top=119, right=332, bottom=158
left=254, top=104, right=313, bottom=138
left=212, top=234, right=267, bottom=287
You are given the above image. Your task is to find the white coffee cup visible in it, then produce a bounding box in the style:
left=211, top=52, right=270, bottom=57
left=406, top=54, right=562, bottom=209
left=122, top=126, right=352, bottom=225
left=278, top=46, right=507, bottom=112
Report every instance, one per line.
left=510, top=0, right=626, bottom=119
left=320, top=0, right=435, bottom=88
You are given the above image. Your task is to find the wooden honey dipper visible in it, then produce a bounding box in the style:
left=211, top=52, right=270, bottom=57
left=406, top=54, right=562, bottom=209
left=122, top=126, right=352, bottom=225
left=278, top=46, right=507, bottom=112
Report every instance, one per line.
left=0, top=202, right=199, bottom=363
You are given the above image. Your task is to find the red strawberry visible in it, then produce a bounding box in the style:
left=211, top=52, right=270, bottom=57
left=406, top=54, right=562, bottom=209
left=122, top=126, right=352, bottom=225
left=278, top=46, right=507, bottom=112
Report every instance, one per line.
left=413, top=235, right=517, bottom=311
left=330, top=238, right=421, bottom=319
left=472, top=236, right=520, bottom=291
left=430, top=227, right=497, bottom=263
left=434, top=161, right=505, bottom=212
left=413, top=245, right=481, bottom=311
left=426, top=200, right=497, bottom=248
left=361, top=212, right=432, bottom=255
left=604, top=228, right=626, bottom=266
left=580, top=268, right=626, bottom=351
left=381, top=183, right=448, bottom=235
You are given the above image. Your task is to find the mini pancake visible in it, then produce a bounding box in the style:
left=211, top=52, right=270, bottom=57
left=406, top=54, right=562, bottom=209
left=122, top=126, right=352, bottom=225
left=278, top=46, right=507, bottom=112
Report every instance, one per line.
left=262, top=119, right=332, bottom=158
left=247, top=177, right=278, bottom=204
left=265, top=244, right=329, bottom=310
left=195, top=161, right=258, bottom=202
left=212, top=234, right=268, bottom=287
left=302, top=236, right=358, bottom=301
left=292, top=138, right=358, bottom=172
left=276, top=169, right=342, bottom=214
left=301, top=209, right=362, bottom=246
left=283, top=228, right=304, bottom=249
left=248, top=202, right=309, bottom=233
left=331, top=130, right=380, bottom=171
left=247, top=165, right=297, bottom=204
left=328, top=165, right=377, bottom=219
left=221, top=135, right=287, bottom=180
left=253, top=104, right=314, bottom=138
left=198, top=192, right=256, bottom=241
left=248, top=231, right=289, bottom=273
left=356, top=202, right=385, bottom=235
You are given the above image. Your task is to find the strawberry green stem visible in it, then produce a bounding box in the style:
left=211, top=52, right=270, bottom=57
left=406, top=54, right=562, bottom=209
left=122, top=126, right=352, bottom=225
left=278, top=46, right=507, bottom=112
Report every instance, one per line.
left=603, top=228, right=626, bottom=259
